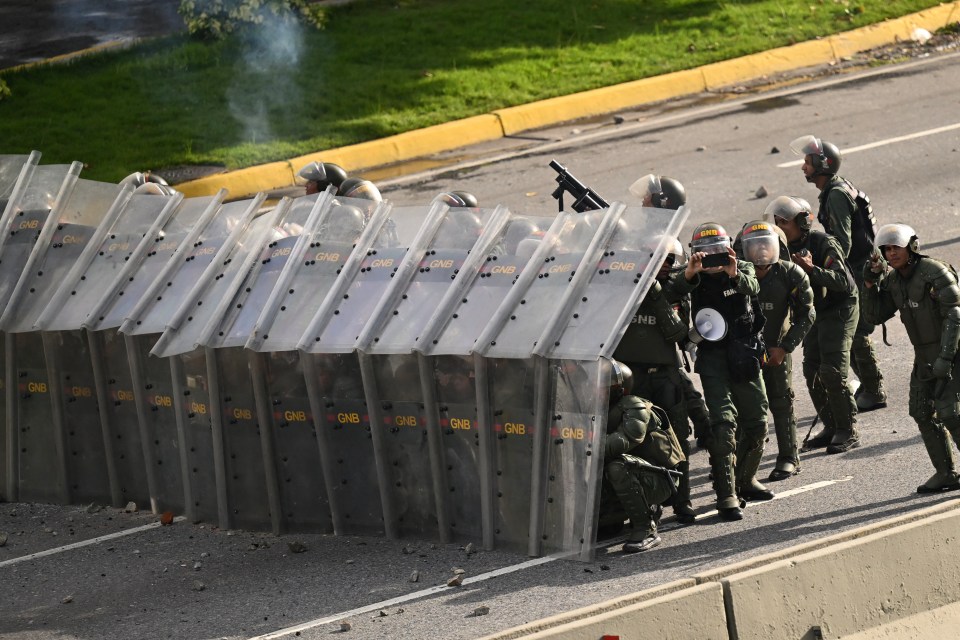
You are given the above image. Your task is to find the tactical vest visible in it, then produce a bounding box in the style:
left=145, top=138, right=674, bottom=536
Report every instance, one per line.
left=757, top=261, right=809, bottom=347
left=818, top=176, right=878, bottom=267
left=692, top=269, right=755, bottom=349
left=885, top=257, right=958, bottom=354
left=613, top=295, right=682, bottom=366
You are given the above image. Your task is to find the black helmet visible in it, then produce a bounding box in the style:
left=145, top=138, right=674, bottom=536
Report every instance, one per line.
left=629, top=174, right=686, bottom=209
left=433, top=191, right=479, bottom=208
left=763, top=195, right=813, bottom=231
left=338, top=177, right=382, bottom=202
left=790, top=135, right=841, bottom=177
left=690, top=222, right=731, bottom=254
left=740, top=219, right=781, bottom=266
left=874, top=223, right=920, bottom=254
left=298, top=161, right=348, bottom=191
left=610, top=360, right=634, bottom=404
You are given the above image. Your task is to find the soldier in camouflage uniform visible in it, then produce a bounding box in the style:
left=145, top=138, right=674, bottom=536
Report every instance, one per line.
left=791, top=135, right=886, bottom=411
left=603, top=361, right=685, bottom=552
left=739, top=220, right=815, bottom=480
left=615, top=237, right=697, bottom=523
left=671, top=223, right=770, bottom=521
left=766, top=196, right=860, bottom=454
left=862, top=224, right=960, bottom=493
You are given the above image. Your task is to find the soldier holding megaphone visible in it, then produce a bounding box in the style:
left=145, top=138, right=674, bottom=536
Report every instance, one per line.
left=670, top=223, right=771, bottom=521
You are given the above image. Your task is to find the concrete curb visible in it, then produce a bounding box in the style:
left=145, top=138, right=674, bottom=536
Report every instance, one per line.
left=175, top=2, right=960, bottom=199
left=478, top=499, right=960, bottom=640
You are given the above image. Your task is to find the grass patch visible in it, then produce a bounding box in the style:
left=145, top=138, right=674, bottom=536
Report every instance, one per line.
left=0, top=0, right=946, bottom=181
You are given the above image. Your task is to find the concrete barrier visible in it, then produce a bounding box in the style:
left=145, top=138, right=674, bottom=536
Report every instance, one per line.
left=487, top=500, right=960, bottom=640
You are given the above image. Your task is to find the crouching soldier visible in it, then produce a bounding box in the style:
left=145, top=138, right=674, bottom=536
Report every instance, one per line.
left=603, top=361, right=685, bottom=552
left=862, top=224, right=960, bottom=493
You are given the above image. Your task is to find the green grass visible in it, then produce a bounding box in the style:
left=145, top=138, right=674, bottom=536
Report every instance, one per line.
left=0, top=0, right=946, bottom=182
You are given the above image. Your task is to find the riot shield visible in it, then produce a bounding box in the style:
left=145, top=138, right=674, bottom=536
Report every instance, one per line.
left=11, top=332, right=67, bottom=503
left=0, top=153, right=33, bottom=213
left=537, top=358, right=609, bottom=561
left=303, top=352, right=383, bottom=536
left=36, top=191, right=183, bottom=331
left=255, top=350, right=333, bottom=533
left=204, top=192, right=332, bottom=350
left=300, top=204, right=440, bottom=354
left=362, top=353, right=438, bottom=538
left=119, top=195, right=262, bottom=337
left=537, top=204, right=690, bottom=360
left=247, top=196, right=386, bottom=353
left=151, top=206, right=283, bottom=357
left=0, top=162, right=81, bottom=317
left=418, top=213, right=558, bottom=357
left=361, top=206, right=511, bottom=354
left=88, top=193, right=223, bottom=331
left=1, top=178, right=128, bottom=332
left=482, top=356, right=538, bottom=552
left=475, top=211, right=600, bottom=359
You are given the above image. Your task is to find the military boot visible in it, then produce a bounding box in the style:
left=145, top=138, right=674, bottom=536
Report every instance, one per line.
left=917, top=428, right=960, bottom=494
left=768, top=458, right=800, bottom=482
left=712, top=455, right=742, bottom=521
left=826, top=425, right=861, bottom=454
left=855, top=387, right=887, bottom=412
left=769, top=411, right=801, bottom=481
left=736, top=444, right=774, bottom=501
left=672, top=458, right=696, bottom=524
left=803, top=424, right=835, bottom=450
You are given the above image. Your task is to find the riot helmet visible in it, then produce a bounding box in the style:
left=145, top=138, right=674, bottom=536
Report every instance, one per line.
left=763, top=195, right=813, bottom=231
left=319, top=204, right=366, bottom=245
left=874, top=223, right=919, bottom=254
left=740, top=220, right=781, bottom=266
left=690, top=222, right=731, bottom=255
left=337, top=177, right=382, bottom=202
left=121, top=171, right=175, bottom=195
left=609, top=360, right=634, bottom=404
left=503, top=217, right=543, bottom=255
left=433, top=191, right=479, bottom=208
left=629, top=174, right=686, bottom=209
left=790, top=135, right=841, bottom=179
left=433, top=208, right=483, bottom=250
left=298, top=161, right=348, bottom=194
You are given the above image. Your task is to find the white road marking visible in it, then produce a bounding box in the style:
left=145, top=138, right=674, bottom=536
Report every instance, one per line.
left=0, top=516, right=186, bottom=569
left=777, top=123, right=960, bottom=167
left=251, top=477, right=849, bottom=639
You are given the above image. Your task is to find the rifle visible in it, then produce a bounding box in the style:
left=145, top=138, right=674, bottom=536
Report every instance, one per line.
left=623, top=454, right=682, bottom=495
left=549, top=159, right=609, bottom=213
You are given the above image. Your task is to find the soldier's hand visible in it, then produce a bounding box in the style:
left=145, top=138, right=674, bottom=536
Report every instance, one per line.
left=791, top=249, right=813, bottom=273
left=932, top=356, right=954, bottom=379
left=685, top=252, right=704, bottom=280
left=722, top=246, right=738, bottom=278
left=766, top=347, right=786, bottom=367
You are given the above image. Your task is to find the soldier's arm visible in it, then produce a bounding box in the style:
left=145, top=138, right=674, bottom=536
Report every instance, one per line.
left=825, top=188, right=855, bottom=258
left=931, top=262, right=960, bottom=365
left=781, top=265, right=816, bottom=352
left=649, top=281, right=688, bottom=343
left=732, top=259, right=760, bottom=296
left=861, top=258, right=898, bottom=325
left=808, top=238, right=854, bottom=293
left=604, top=399, right=650, bottom=458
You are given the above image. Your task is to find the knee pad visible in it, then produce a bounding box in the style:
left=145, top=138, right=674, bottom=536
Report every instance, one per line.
left=604, top=460, right=631, bottom=487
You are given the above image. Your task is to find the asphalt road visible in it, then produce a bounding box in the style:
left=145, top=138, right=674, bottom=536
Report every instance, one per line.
left=2, top=51, right=960, bottom=640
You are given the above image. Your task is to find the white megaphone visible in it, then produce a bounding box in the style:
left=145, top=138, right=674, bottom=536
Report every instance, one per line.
left=693, top=308, right=728, bottom=342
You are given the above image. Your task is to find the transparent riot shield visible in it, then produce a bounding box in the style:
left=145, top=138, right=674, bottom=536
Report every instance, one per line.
left=300, top=204, right=441, bottom=354
left=362, top=353, right=437, bottom=538
left=303, top=352, right=383, bottom=536
left=1, top=178, right=128, bottom=332
left=122, top=195, right=265, bottom=338
left=481, top=356, right=538, bottom=553
left=360, top=206, right=511, bottom=354
left=418, top=213, right=559, bottom=357
left=87, top=193, right=223, bottom=331
left=247, top=196, right=386, bottom=353
left=537, top=358, right=609, bottom=561
left=44, top=330, right=112, bottom=505
left=255, top=350, right=333, bottom=533
left=151, top=206, right=283, bottom=357
left=475, top=211, right=601, bottom=359
left=0, top=162, right=81, bottom=315
left=0, top=153, right=33, bottom=214
left=537, top=204, right=690, bottom=360
left=169, top=346, right=217, bottom=521
left=11, top=332, right=67, bottom=503
left=36, top=191, right=184, bottom=331
left=0, top=335, right=5, bottom=500
left=427, top=354, right=484, bottom=542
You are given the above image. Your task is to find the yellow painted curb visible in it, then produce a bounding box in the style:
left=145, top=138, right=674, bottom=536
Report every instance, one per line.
left=176, top=2, right=960, bottom=198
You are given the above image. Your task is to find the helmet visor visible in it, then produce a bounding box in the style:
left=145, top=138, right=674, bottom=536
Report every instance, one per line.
left=693, top=237, right=730, bottom=255
left=789, top=135, right=823, bottom=157
left=628, top=174, right=662, bottom=205
left=742, top=233, right=779, bottom=266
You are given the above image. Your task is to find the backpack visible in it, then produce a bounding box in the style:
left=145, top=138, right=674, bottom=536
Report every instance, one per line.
left=821, top=179, right=878, bottom=265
